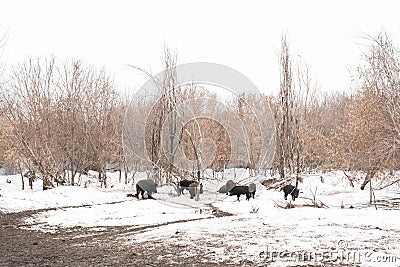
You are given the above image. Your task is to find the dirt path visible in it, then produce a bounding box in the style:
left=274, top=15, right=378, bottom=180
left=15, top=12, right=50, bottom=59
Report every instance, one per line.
left=0, top=205, right=355, bottom=266
left=0, top=205, right=239, bottom=266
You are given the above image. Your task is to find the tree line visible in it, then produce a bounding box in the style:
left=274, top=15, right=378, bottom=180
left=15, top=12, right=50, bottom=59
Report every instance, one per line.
left=0, top=58, right=125, bottom=189
left=0, top=32, right=399, bottom=189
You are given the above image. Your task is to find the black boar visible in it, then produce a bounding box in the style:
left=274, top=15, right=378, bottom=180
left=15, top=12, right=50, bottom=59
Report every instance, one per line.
left=282, top=184, right=299, bottom=201
left=229, top=185, right=251, bottom=201
left=248, top=183, right=256, bottom=199
left=187, top=181, right=204, bottom=199
left=178, top=179, right=194, bottom=195
left=179, top=179, right=203, bottom=196
left=135, top=179, right=157, bottom=199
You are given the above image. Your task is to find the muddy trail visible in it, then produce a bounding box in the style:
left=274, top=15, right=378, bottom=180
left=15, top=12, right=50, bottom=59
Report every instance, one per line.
left=0, top=203, right=239, bottom=266
left=0, top=202, right=358, bottom=267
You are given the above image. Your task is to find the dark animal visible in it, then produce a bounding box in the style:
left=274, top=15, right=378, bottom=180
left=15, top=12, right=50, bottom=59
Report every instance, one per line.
left=229, top=186, right=251, bottom=201
left=225, top=180, right=236, bottom=194
left=178, top=179, right=194, bottom=195
left=187, top=181, right=204, bottom=199
left=55, top=178, right=66, bottom=187
left=248, top=183, right=256, bottom=199
left=218, top=184, right=227, bottom=193
left=218, top=180, right=236, bottom=194
left=282, top=184, right=299, bottom=201
left=179, top=179, right=203, bottom=196
left=135, top=179, right=157, bottom=199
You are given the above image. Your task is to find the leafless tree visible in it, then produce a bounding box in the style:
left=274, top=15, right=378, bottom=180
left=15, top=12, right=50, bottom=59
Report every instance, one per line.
left=4, top=57, right=60, bottom=189
left=3, top=57, right=121, bottom=189
left=355, top=31, right=400, bottom=189
left=272, top=35, right=302, bottom=182
left=127, top=47, right=185, bottom=185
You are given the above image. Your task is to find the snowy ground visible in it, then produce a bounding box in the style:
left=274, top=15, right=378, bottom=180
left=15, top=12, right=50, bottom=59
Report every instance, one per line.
left=1, top=169, right=399, bottom=266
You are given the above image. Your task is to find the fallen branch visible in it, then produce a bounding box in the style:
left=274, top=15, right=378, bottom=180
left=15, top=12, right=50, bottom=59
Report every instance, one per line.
left=272, top=199, right=289, bottom=209
left=272, top=199, right=297, bottom=209
left=265, top=177, right=294, bottom=190
left=375, top=178, right=400, bottom=190
left=300, top=196, right=329, bottom=208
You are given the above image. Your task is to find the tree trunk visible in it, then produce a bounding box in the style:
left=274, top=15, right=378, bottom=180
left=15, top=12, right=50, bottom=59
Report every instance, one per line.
left=20, top=170, right=24, bottom=191
left=360, top=167, right=377, bottom=190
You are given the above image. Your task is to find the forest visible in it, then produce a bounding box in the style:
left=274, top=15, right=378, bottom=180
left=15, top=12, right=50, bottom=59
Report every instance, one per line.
left=0, top=32, right=399, bottom=191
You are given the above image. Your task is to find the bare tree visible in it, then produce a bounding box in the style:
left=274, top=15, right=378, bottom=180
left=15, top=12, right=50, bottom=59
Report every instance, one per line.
left=4, top=57, right=121, bottom=190
left=127, top=47, right=183, bottom=185
left=355, top=31, right=400, bottom=189
left=5, top=57, right=60, bottom=189
left=272, top=35, right=299, bottom=180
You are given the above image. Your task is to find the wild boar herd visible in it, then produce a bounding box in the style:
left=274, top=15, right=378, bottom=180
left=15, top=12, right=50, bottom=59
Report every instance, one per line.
left=134, top=179, right=300, bottom=202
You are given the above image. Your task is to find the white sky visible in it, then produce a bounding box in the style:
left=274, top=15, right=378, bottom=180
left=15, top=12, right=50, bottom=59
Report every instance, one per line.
left=0, top=0, right=399, bottom=95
